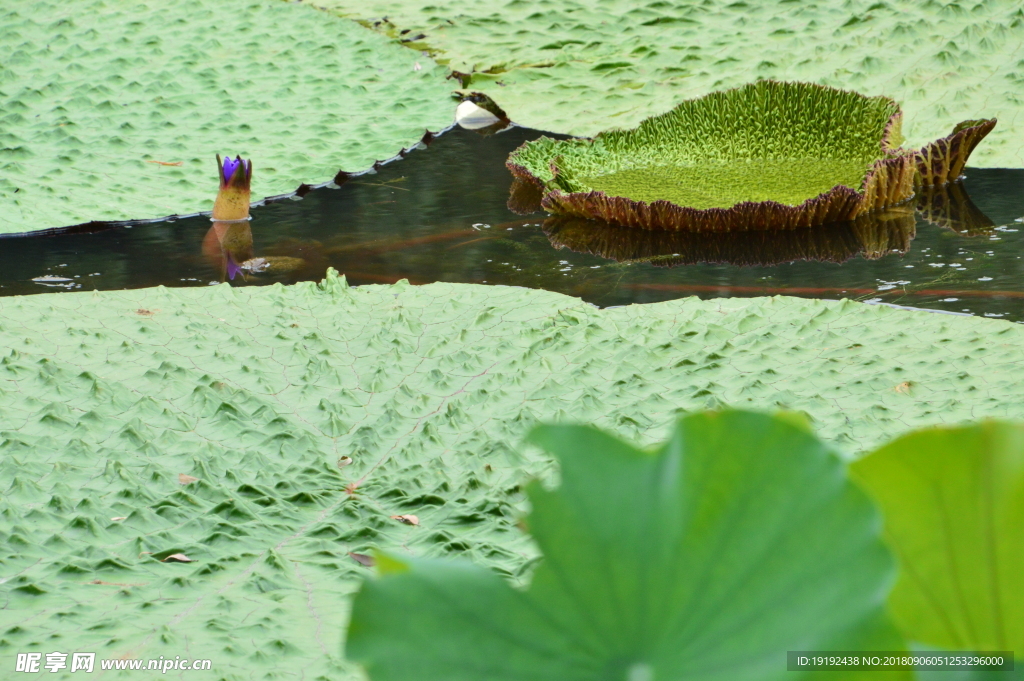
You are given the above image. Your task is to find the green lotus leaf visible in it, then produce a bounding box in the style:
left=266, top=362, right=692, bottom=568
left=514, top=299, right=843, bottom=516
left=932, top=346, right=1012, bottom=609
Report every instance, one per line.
left=308, top=0, right=1023, bottom=168
left=850, top=422, right=1024, bottom=664
left=346, top=410, right=909, bottom=681
left=507, top=81, right=994, bottom=232
left=0, top=0, right=455, bottom=236
left=7, top=274, right=1024, bottom=678
left=542, top=205, right=916, bottom=268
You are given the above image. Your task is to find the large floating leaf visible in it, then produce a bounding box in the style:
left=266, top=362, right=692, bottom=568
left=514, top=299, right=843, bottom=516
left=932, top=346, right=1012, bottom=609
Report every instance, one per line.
left=5, top=274, right=1024, bottom=678
left=850, top=422, right=1024, bottom=659
left=346, top=411, right=907, bottom=680
left=507, top=82, right=993, bottom=232
left=310, top=0, right=1023, bottom=168
left=0, top=0, right=455, bottom=235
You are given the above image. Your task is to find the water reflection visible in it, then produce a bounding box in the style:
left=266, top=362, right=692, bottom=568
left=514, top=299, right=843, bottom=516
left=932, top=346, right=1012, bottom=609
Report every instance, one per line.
left=914, top=181, right=995, bottom=236
left=2, top=126, right=1022, bottom=322
left=527, top=178, right=995, bottom=269
left=202, top=220, right=253, bottom=281
left=202, top=219, right=306, bottom=281
left=544, top=207, right=916, bottom=267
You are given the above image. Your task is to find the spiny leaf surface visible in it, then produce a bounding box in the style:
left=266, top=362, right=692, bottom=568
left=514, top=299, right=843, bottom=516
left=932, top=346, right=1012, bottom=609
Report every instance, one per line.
left=4, top=273, right=1024, bottom=678
left=0, top=0, right=454, bottom=235
left=310, top=0, right=1023, bottom=167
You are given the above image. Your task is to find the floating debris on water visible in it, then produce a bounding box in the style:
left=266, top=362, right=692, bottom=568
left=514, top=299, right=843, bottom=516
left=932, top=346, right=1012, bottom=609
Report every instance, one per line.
left=240, top=256, right=305, bottom=274
left=32, top=275, right=79, bottom=288
left=241, top=257, right=270, bottom=273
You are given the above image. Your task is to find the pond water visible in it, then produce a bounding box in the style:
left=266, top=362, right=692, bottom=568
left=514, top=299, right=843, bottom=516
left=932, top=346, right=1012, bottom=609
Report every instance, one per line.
left=2, top=125, right=1023, bottom=321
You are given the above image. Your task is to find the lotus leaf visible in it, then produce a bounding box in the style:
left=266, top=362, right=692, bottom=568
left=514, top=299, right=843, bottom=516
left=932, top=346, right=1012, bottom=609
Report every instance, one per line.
left=6, top=274, right=1024, bottom=678
left=346, top=411, right=908, bottom=681
left=307, top=0, right=1024, bottom=168
left=850, top=422, right=1024, bottom=665
left=0, top=0, right=455, bottom=236
left=507, top=81, right=994, bottom=231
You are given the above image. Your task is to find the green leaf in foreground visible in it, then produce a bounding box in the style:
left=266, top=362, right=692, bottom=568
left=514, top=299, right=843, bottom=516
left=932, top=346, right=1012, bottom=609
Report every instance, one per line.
left=850, top=422, right=1024, bottom=658
left=346, top=410, right=907, bottom=680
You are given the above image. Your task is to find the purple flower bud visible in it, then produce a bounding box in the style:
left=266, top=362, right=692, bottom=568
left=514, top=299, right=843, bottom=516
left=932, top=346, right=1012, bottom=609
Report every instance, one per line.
left=217, top=154, right=252, bottom=189
left=222, top=156, right=242, bottom=184
left=213, top=154, right=253, bottom=220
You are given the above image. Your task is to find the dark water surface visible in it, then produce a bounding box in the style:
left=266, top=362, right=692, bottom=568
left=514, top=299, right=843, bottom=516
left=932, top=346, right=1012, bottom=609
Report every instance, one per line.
left=3, top=126, right=1023, bottom=321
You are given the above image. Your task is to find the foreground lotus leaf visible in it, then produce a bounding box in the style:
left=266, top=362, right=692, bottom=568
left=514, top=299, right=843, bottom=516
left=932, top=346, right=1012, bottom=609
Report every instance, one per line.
left=507, top=81, right=994, bottom=232
left=850, top=422, right=1024, bottom=663
left=347, top=411, right=906, bottom=681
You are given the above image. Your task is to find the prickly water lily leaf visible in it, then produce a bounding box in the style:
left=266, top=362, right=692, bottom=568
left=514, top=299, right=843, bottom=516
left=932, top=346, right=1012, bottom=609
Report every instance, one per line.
left=914, top=119, right=998, bottom=187
left=308, top=0, right=1023, bottom=168
left=7, top=273, right=1024, bottom=678
left=508, top=81, right=993, bottom=232
left=346, top=411, right=908, bottom=680
left=850, top=422, right=1024, bottom=659
left=0, top=0, right=455, bottom=235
